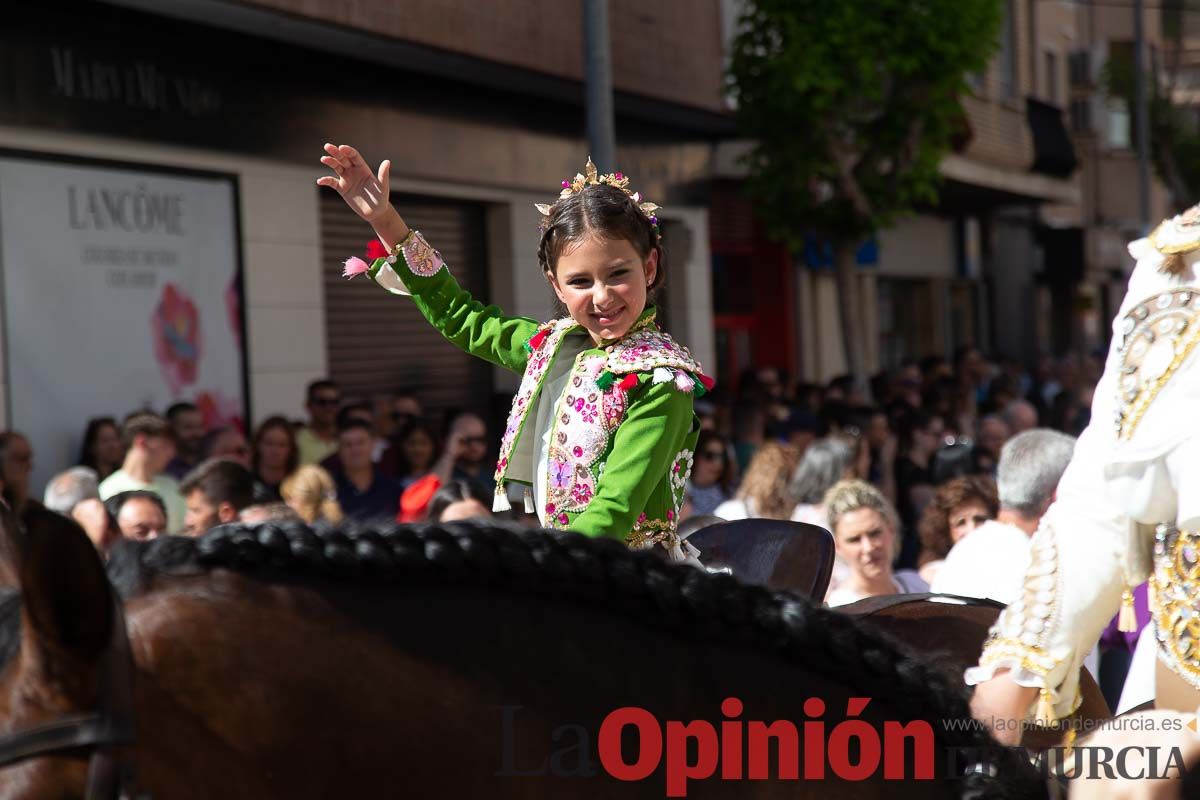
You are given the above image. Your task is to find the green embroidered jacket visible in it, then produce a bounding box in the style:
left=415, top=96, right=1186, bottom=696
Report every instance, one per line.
left=365, top=232, right=708, bottom=555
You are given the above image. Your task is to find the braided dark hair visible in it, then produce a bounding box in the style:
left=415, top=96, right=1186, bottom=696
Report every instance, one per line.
left=537, top=184, right=666, bottom=310
left=108, top=520, right=1041, bottom=797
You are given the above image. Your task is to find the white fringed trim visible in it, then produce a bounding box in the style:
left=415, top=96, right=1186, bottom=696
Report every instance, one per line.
left=373, top=261, right=413, bottom=296
left=523, top=487, right=534, bottom=513
left=665, top=539, right=703, bottom=567
left=652, top=367, right=674, bottom=384
left=492, top=487, right=512, bottom=512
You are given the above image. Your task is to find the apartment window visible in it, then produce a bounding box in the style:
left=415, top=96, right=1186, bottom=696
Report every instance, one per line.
left=1106, top=41, right=1134, bottom=149
left=1106, top=98, right=1132, bottom=149
left=1068, top=50, right=1091, bottom=88
left=1044, top=50, right=1060, bottom=104
left=1070, top=97, right=1092, bottom=134
left=997, top=0, right=1018, bottom=99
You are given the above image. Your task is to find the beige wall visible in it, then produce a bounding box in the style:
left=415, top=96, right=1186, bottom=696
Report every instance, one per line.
left=877, top=216, right=956, bottom=279
left=0, top=123, right=327, bottom=428
left=1090, top=3, right=1160, bottom=43
left=793, top=215, right=958, bottom=383
left=240, top=0, right=726, bottom=113
left=1096, top=152, right=1173, bottom=230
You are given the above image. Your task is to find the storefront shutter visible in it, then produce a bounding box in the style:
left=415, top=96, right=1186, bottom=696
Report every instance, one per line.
left=320, top=190, right=492, bottom=416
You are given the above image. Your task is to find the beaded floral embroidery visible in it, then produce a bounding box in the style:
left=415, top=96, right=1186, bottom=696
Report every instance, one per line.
left=495, top=312, right=708, bottom=525
left=606, top=327, right=703, bottom=376
left=543, top=354, right=629, bottom=521
left=400, top=230, right=445, bottom=277
left=493, top=319, right=574, bottom=502
left=669, top=448, right=694, bottom=515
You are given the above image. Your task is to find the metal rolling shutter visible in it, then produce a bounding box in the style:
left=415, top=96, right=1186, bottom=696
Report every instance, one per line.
left=321, top=190, right=492, bottom=415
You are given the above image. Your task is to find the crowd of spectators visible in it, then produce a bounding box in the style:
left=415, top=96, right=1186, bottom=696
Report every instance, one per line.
left=684, top=346, right=1102, bottom=603
left=3, top=345, right=1104, bottom=590
left=12, top=379, right=502, bottom=557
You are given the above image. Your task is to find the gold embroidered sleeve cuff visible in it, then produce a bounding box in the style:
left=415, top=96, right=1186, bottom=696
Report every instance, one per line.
left=964, top=522, right=1078, bottom=721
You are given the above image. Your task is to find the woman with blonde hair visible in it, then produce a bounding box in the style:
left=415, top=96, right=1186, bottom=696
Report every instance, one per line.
left=713, top=442, right=799, bottom=521
left=280, top=464, right=345, bottom=525
left=823, top=479, right=927, bottom=607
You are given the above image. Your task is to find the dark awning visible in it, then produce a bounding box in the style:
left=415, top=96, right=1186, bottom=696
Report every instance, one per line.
left=1037, top=226, right=1085, bottom=285
left=1027, top=97, right=1078, bottom=178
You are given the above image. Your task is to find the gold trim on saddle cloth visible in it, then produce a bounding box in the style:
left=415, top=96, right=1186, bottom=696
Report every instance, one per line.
left=1114, top=287, right=1200, bottom=440
left=626, top=518, right=681, bottom=552
left=1151, top=524, right=1200, bottom=691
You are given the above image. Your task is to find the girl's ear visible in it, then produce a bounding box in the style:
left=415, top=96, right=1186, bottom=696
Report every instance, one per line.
left=644, top=249, right=659, bottom=288
left=546, top=269, right=568, bottom=304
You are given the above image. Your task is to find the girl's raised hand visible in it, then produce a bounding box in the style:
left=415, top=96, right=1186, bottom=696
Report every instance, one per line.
left=317, top=143, right=392, bottom=223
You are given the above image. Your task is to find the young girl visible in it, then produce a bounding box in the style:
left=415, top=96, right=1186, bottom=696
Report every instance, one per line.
left=318, top=144, right=710, bottom=561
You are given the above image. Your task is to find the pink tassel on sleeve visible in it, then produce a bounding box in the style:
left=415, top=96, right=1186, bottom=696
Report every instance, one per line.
left=342, top=256, right=370, bottom=279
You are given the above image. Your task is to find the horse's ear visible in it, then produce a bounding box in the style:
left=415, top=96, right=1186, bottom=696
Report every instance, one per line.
left=18, top=504, right=113, bottom=664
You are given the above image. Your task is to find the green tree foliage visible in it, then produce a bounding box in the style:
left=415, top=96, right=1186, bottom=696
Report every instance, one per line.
left=728, top=0, right=1004, bottom=386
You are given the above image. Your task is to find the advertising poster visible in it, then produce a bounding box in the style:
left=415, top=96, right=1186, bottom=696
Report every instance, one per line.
left=0, top=154, right=245, bottom=492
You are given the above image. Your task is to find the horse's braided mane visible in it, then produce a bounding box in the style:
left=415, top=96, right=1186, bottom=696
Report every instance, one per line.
left=106, top=520, right=1041, bottom=799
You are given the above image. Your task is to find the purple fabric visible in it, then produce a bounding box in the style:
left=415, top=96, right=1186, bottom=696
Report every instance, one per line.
left=1099, top=581, right=1151, bottom=652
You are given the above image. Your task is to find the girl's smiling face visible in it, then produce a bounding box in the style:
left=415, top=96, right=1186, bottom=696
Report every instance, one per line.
left=548, top=234, right=657, bottom=345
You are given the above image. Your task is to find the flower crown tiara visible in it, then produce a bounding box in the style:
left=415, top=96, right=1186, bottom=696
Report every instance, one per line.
left=535, top=157, right=661, bottom=237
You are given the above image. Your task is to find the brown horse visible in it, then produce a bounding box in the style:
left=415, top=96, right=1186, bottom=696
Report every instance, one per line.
left=837, top=594, right=1111, bottom=752
left=0, top=507, right=1042, bottom=798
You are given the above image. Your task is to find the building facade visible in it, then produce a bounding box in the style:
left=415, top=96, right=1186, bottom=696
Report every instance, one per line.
left=0, top=0, right=728, bottom=486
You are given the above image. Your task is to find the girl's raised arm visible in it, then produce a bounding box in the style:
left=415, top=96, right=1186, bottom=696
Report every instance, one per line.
left=317, top=142, right=540, bottom=374
left=317, top=143, right=409, bottom=249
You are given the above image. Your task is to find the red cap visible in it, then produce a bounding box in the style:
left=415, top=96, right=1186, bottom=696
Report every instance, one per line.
left=398, top=474, right=442, bottom=523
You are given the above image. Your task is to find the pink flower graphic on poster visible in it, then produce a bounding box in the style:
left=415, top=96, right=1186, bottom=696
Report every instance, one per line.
left=226, top=277, right=242, bottom=348
left=196, top=390, right=244, bottom=433
left=151, top=283, right=201, bottom=395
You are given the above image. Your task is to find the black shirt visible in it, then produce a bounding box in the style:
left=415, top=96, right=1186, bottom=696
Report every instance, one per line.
left=331, top=464, right=401, bottom=523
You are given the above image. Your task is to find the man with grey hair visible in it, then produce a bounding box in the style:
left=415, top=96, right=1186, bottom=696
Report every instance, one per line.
left=932, top=428, right=1076, bottom=603
left=1001, top=399, right=1038, bottom=435
left=42, top=466, right=100, bottom=514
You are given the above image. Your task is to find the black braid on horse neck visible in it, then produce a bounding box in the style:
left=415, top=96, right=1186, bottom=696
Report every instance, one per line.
left=109, top=520, right=1042, bottom=799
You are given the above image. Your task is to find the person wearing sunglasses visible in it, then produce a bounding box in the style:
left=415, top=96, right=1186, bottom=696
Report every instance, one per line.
left=389, top=393, right=422, bottom=436
left=686, top=430, right=733, bottom=516
left=444, top=412, right=495, bottom=497
left=298, top=378, right=342, bottom=466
